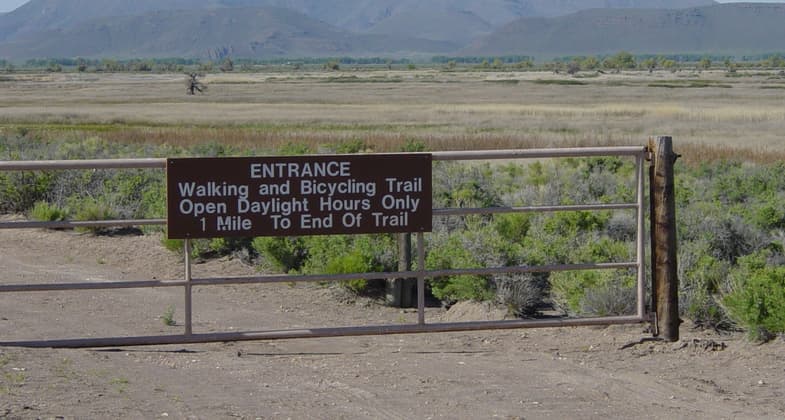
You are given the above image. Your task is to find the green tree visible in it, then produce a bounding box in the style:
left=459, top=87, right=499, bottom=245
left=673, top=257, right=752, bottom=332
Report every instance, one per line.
left=580, top=56, right=600, bottom=70
left=641, top=57, right=658, bottom=73
left=661, top=59, right=678, bottom=73
left=604, top=51, right=636, bottom=73
left=698, top=56, right=712, bottom=71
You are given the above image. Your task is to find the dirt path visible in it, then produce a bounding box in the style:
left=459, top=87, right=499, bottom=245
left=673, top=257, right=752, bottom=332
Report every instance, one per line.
left=1, top=228, right=784, bottom=419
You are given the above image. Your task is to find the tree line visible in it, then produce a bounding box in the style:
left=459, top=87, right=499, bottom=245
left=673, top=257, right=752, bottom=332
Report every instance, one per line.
left=4, top=52, right=785, bottom=74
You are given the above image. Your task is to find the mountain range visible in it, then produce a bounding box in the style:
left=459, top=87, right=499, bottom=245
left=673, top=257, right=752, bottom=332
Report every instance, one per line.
left=2, top=0, right=783, bottom=60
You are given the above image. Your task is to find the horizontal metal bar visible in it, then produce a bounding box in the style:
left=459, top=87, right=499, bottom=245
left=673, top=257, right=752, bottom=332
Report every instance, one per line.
left=434, top=203, right=637, bottom=217
left=0, top=158, right=166, bottom=171
left=0, top=219, right=166, bottom=230
left=0, top=262, right=636, bottom=293
left=0, top=147, right=647, bottom=172
left=186, top=262, right=637, bottom=288
left=0, top=315, right=648, bottom=348
left=423, top=262, right=636, bottom=279
left=431, top=147, right=647, bottom=161
left=0, top=280, right=188, bottom=293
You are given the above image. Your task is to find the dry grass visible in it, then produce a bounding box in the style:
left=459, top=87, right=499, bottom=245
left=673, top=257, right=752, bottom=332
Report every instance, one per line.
left=1, top=69, right=783, bottom=162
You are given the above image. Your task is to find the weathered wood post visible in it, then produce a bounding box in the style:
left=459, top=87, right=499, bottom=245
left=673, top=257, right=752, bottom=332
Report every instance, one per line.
left=387, top=233, right=416, bottom=307
left=649, top=136, right=680, bottom=341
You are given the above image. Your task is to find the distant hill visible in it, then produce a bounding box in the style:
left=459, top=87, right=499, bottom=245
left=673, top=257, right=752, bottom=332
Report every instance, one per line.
left=0, top=7, right=457, bottom=59
left=0, top=0, right=207, bottom=42
left=463, top=3, right=785, bottom=58
left=0, top=0, right=716, bottom=43
left=11, top=0, right=785, bottom=61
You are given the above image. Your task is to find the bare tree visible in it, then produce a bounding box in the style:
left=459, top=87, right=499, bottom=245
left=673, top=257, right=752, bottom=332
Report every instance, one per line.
left=186, top=73, right=207, bottom=95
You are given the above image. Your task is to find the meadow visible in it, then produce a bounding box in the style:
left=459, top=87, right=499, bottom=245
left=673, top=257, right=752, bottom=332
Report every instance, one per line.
left=1, top=68, right=784, bottom=163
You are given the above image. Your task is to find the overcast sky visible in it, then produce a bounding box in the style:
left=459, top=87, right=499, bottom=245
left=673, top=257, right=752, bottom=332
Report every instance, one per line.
left=1, top=0, right=784, bottom=13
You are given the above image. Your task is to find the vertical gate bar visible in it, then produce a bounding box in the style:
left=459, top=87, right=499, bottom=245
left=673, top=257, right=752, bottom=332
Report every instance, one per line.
left=636, top=154, right=646, bottom=319
left=417, top=232, right=426, bottom=326
left=184, top=239, right=193, bottom=336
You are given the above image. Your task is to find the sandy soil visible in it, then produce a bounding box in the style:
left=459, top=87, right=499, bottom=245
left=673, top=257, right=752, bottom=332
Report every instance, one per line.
left=1, top=227, right=784, bottom=419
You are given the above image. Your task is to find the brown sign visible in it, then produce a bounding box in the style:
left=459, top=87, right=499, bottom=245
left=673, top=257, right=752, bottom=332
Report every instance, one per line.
left=167, top=154, right=432, bottom=239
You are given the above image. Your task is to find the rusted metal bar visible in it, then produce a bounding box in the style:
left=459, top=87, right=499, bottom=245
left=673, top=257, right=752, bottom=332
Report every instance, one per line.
left=0, top=158, right=166, bottom=171
left=433, top=203, right=637, bottom=217
left=432, top=147, right=647, bottom=161
left=0, top=315, right=648, bottom=349
left=0, top=219, right=166, bottom=230
left=186, top=262, right=636, bottom=288
left=184, top=239, right=193, bottom=336
left=417, top=232, right=426, bottom=326
left=636, top=154, right=647, bottom=319
left=0, top=147, right=647, bottom=173
left=0, top=280, right=188, bottom=293
left=0, top=262, right=637, bottom=294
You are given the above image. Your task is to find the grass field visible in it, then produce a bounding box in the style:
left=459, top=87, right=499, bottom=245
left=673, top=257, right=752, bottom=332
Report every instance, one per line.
left=1, top=69, right=784, bottom=163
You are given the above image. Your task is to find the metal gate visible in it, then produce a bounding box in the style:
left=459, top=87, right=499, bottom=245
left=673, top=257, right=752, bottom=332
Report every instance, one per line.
left=0, top=146, right=654, bottom=348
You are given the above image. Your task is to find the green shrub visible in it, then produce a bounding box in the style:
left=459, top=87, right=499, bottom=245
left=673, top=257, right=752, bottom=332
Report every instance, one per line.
left=325, top=249, right=376, bottom=294
left=425, top=230, right=507, bottom=303
left=724, top=251, right=785, bottom=341
left=160, top=236, right=225, bottom=259
left=679, top=247, right=733, bottom=330
left=161, top=305, right=176, bottom=326
left=276, top=142, right=313, bottom=156
left=579, top=281, right=637, bottom=316
left=162, top=237, right=184, bottom=253
left=71, top=198, right=116, bottom=234
left=493, top=213, right=531, bottom=245
left=494, top=273, right=548, bottom=316
left=331, top=139, right=368, bottom=154
left=551, top=269, right=635, bottom=315
left=252, top=236, right=307, bottom=272
left=399, top=138, right=428, bottom=152
left=0, top=171, right=56, bottom=212
left=299, top=234, right=395, bottom=295
left=29, top=201, right=68, bottom=222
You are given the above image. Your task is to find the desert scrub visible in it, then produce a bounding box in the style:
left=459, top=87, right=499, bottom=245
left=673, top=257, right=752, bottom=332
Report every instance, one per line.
left=161, top=305, right=176, bottom=326
left=252, top=236, right=307, bottom=272
left=426, top=223, right=517, bottom=303
left=70, top=197, right=116, bottom=233
left=29, top=201, right=68, bottom=222
left=298, top=234, right=396, bottom=295
left=723, top=251, right=785, bottom=341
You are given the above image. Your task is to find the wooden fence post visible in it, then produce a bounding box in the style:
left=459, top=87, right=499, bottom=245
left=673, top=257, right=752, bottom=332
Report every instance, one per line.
left=387, top=233, right=416, bottom=307
left=649, top=136, right=680, bottom=341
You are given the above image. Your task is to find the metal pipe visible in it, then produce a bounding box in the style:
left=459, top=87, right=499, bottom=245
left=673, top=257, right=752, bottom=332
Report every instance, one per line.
left=0, top=148, right=648, bottom=172
left=0, top=262, right=638, bottom=294
left=636, top=155, right=647, bottom=318
left=432, top=147, right=647, bottom=161
left=184, top=239, right=193, bottom=336
left=0, top=158, right=166, bottom=171
left=0, top=219, right=166, bottom=230
left=0, top=280, right=188, bottom=293
left=417, top=232, right=425, bottom=326
left=433, top=203, right=637, bottom=217
left=0, top=315, right=648, bottom=349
